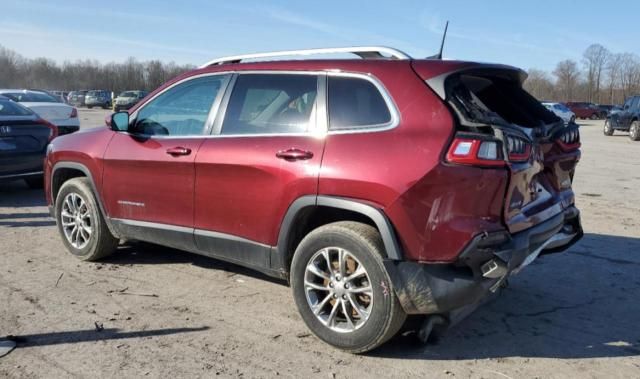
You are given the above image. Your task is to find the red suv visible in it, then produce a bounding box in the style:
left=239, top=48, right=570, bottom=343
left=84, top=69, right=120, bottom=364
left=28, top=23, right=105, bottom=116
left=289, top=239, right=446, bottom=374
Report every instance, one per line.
left=45, top=47, right=582, bottom=353
left=565, top=102, right=603, bottom=119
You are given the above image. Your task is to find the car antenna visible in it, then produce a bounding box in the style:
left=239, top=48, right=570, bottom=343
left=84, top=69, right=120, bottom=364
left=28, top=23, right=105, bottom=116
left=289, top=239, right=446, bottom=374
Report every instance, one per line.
left=427, top=21, right=449, bottom=60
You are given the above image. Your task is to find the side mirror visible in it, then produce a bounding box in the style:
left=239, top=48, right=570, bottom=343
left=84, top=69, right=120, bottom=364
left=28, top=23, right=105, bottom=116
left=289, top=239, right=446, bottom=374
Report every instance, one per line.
left=109, top=111, right=130, bottom=132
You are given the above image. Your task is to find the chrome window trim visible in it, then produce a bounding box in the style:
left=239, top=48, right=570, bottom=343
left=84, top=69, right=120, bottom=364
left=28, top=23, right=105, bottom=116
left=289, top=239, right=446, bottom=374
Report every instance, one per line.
left=0, top=171, right=44, bottom=179
left=128, top=72, right=233, bottom=139
left=325, top=72, right=400, bottom=134
left=120, top=69, right=399, bottom=139
left=215, top=71, right=324, bottom=137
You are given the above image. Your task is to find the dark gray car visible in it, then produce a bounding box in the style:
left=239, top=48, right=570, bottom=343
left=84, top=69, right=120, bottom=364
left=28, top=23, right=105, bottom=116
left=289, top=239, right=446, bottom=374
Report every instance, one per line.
left=0, top=96, right=58, bottom=188
left=604, top=95, right=640, bottom=140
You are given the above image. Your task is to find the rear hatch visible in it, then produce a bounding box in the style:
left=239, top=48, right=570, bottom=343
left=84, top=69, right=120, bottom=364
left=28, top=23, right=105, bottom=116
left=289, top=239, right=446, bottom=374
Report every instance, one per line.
left=20, top=102, right=74, bottom=124
left=414, top=62, right=581, bottom=233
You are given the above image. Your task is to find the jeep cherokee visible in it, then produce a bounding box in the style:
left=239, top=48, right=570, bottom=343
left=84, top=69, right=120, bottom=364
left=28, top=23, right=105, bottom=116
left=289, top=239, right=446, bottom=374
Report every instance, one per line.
left=45, top=46, right=583, bottom=353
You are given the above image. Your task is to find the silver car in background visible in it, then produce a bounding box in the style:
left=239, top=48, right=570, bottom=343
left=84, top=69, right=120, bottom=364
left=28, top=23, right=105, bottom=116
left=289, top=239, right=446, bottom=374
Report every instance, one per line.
left=0, top=89, right=80, bottom=135
left=543, top=102, right=576, bottom=125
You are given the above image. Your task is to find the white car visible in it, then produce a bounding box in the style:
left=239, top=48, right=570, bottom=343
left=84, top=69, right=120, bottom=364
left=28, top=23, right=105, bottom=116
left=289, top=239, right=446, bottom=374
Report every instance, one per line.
left=542, top=102, right=575, bottom=125
left=0, top=90, right=80, bottom=135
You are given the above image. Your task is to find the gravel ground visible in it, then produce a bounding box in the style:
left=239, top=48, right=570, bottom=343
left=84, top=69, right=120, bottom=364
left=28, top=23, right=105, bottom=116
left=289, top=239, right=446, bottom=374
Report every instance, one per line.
left=1, top=109, right=639, bottom=378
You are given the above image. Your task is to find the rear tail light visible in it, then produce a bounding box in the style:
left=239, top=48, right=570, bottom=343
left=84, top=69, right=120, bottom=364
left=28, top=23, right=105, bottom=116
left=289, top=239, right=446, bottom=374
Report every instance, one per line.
left=37, top=118, right=58, bottom=142
left=69, top=107, right=78, bottom=118
left=556, top=128, right=581, bottom=151
left=505, top=134, right=532, bottom=162
left=446, top=137, right=505, bottom=167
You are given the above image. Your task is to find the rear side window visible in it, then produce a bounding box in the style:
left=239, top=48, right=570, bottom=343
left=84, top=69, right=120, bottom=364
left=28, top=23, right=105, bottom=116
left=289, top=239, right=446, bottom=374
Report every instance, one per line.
left=221, top=74, right=318, bottom=135
left=328, top=76, right=392, bottom=130
left=0, top=100, right=33, bottom=116
left=134, top=75, right=228, bottom=136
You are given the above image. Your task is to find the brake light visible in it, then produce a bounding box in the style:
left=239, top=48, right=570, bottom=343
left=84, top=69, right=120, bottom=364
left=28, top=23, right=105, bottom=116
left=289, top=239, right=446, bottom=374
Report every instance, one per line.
left=446, top=138, right=505, bottom=167
left=69, top=107, right=78, bottom=118
left=505, top=134, right=532, bottom=162
left=37, top=118, right=58, bottom=142
left=556, top=128, right=581, bottom=151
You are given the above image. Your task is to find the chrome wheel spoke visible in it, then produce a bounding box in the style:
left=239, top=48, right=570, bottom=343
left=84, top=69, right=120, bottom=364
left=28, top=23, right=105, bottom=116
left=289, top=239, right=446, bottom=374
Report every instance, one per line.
left=313, top=293, right=332, bottom=315
left=304, top=280, right=329, bottom=291
left=347, top=293, right=369, bottom=319
left=326, top=300, right=340, bottom=327
left=340, top=299, right=355, bottom=329
left=307, top=262, right=330, bottom=280
left=345, top=265, right=366, bottom=282
left=60, top=192, right=92, bottom=249
left=304, top=247, right=373, bottom=333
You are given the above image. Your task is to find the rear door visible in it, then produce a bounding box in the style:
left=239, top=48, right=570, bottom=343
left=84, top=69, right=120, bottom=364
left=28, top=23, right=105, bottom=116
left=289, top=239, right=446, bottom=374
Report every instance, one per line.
left=102, top=74, right=230, bottom=249
left=194, top=73, right=324, bottom=265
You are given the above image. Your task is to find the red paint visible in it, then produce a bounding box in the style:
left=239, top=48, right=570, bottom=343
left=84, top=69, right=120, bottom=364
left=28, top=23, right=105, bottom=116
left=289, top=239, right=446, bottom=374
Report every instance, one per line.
left=44, top=57, right=580, bottom=264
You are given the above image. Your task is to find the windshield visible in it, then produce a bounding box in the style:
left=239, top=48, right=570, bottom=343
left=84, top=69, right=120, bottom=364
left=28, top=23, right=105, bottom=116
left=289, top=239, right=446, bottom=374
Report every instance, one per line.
left=2, top=92, right=61, bottom=103
left=120, top=91, right=137, bottom=97
left=554, top=104, right=570, bottom=112
left=87, top=91, right=104, bottom=96
left=0, top=99, right=34, bottom=116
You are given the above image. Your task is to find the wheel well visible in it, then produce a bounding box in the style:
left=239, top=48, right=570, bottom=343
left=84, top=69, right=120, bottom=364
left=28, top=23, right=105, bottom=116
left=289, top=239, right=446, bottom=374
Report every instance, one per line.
left=283, top=206, right=379, bottom=273
left=52, top=168, right=86, bottom=202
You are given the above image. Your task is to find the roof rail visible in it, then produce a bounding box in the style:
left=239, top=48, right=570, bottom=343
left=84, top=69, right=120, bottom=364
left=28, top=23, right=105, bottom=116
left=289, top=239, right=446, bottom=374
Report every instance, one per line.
left=199, top=46, right=412, bottom=68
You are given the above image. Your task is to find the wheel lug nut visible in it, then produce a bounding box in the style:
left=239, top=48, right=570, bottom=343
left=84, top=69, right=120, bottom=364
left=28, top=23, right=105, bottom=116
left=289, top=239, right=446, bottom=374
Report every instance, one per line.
left=329, top=282, right=334, bottom=288
left=335, top=276, right=341, bottom=281
left=342, top=295, right=347, bottom=300
left=333, top=294, right=338, bottom=298
left=344, top=283, right=349, bottom=289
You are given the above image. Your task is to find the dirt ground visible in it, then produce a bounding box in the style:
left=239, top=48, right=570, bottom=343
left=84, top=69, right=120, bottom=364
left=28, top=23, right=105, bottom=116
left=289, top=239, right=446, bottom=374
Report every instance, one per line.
left=1, top=109, right=639, bottom=378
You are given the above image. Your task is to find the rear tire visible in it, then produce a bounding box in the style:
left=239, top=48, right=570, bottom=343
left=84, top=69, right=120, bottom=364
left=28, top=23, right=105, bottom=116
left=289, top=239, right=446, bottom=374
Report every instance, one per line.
left=290, top=221, right=406, bottom=353
left=630, top=121, right=640, bottom=141
left=55, top=177, right=118, bottom=261
left=603, top=120, right=614, bottom=136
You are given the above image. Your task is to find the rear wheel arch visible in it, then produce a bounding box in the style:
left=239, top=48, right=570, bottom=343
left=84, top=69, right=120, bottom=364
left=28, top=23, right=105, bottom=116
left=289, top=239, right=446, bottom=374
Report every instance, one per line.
left=276, top=196, right=403, bottom=278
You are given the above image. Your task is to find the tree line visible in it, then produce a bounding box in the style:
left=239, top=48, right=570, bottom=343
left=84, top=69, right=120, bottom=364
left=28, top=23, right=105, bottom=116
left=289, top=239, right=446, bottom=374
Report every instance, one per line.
left=0, top=44, right=194, bottom=94
left=524, top=44, right=640, bottom=105
left=2, top=42, right=638, bottom=105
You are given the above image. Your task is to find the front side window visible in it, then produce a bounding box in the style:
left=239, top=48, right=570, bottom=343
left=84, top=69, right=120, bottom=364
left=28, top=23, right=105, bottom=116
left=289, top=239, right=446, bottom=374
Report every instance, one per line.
left=328, top=76, right=392, bottom=130
left=133, top=75, right=228, bottom=136
left=221, top=74, right=318, bottom=135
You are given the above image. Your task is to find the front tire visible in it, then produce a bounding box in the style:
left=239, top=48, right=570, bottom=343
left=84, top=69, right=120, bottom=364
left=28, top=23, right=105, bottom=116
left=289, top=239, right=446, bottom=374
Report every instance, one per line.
left=604, top=120, right=614, bottom=136
left=55, top=177, right=118, bottom=261
left=290, top=221, right=406, bottom=353
left=630, top=121, right=640, bottom=141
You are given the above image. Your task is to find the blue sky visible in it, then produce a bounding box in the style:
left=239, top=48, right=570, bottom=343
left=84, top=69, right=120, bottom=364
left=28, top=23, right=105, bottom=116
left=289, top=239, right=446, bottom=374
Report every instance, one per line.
left=1, top=0, right=637, bottom=71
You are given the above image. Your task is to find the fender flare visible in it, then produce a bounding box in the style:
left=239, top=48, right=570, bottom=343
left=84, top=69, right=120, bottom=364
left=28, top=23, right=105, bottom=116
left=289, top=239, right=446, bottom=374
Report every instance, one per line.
left=275, top=195, right=403, bottom=271
left=51, top=161, right=120, bottom=237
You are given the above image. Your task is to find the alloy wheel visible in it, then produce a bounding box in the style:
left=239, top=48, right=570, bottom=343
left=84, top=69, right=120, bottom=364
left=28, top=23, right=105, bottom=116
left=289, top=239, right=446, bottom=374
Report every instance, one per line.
left=304, top=247, right=373, bottom=333
left=60, top=192, right=93, bottom=249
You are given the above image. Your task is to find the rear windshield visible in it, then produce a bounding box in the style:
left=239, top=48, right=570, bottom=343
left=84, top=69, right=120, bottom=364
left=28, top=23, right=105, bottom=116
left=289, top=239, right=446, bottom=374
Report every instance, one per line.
left=0, top=100, right=33, bottom=116
left=2, top=92, right=61, bottom=103
left=447, top=74, right=558, bottom=128
left=87, top=91, right=105, bottom=96
left=120, top=91, right=137, bottom=97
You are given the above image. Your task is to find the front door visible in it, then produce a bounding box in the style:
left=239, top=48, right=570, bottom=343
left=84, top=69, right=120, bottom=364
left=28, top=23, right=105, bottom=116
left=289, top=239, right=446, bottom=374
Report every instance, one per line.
left=194, top=73, right=325, bottom=268
left=102, top=74, right=230, bottom=249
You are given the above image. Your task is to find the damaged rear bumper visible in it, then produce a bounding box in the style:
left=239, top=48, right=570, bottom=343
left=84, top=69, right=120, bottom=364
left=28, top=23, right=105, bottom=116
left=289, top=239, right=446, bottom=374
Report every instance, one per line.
left=384, top=206, right=582, bottom=315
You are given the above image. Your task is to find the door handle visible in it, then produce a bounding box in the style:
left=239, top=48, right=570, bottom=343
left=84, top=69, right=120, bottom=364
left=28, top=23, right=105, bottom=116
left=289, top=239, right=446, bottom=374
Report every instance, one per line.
left=276, top=148, right=314, bottom=161
left=166, top=147, right=192, bottom=156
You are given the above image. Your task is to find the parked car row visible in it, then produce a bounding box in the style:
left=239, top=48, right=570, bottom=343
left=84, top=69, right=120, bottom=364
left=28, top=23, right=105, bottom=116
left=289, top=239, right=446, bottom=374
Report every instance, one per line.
left=65, top=89, right=148, bottom=110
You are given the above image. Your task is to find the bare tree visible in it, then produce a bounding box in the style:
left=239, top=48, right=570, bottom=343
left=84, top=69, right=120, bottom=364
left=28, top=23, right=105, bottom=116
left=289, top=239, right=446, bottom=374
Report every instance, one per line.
left=618, top=53, right=640, bottom=100
left=524, top=69, right=555, bottom=100
left=0, top=44, right=193, bottom=93
left=582, top=44, right=610, bottom=103
left=553, top=60, right=580, bottom=102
